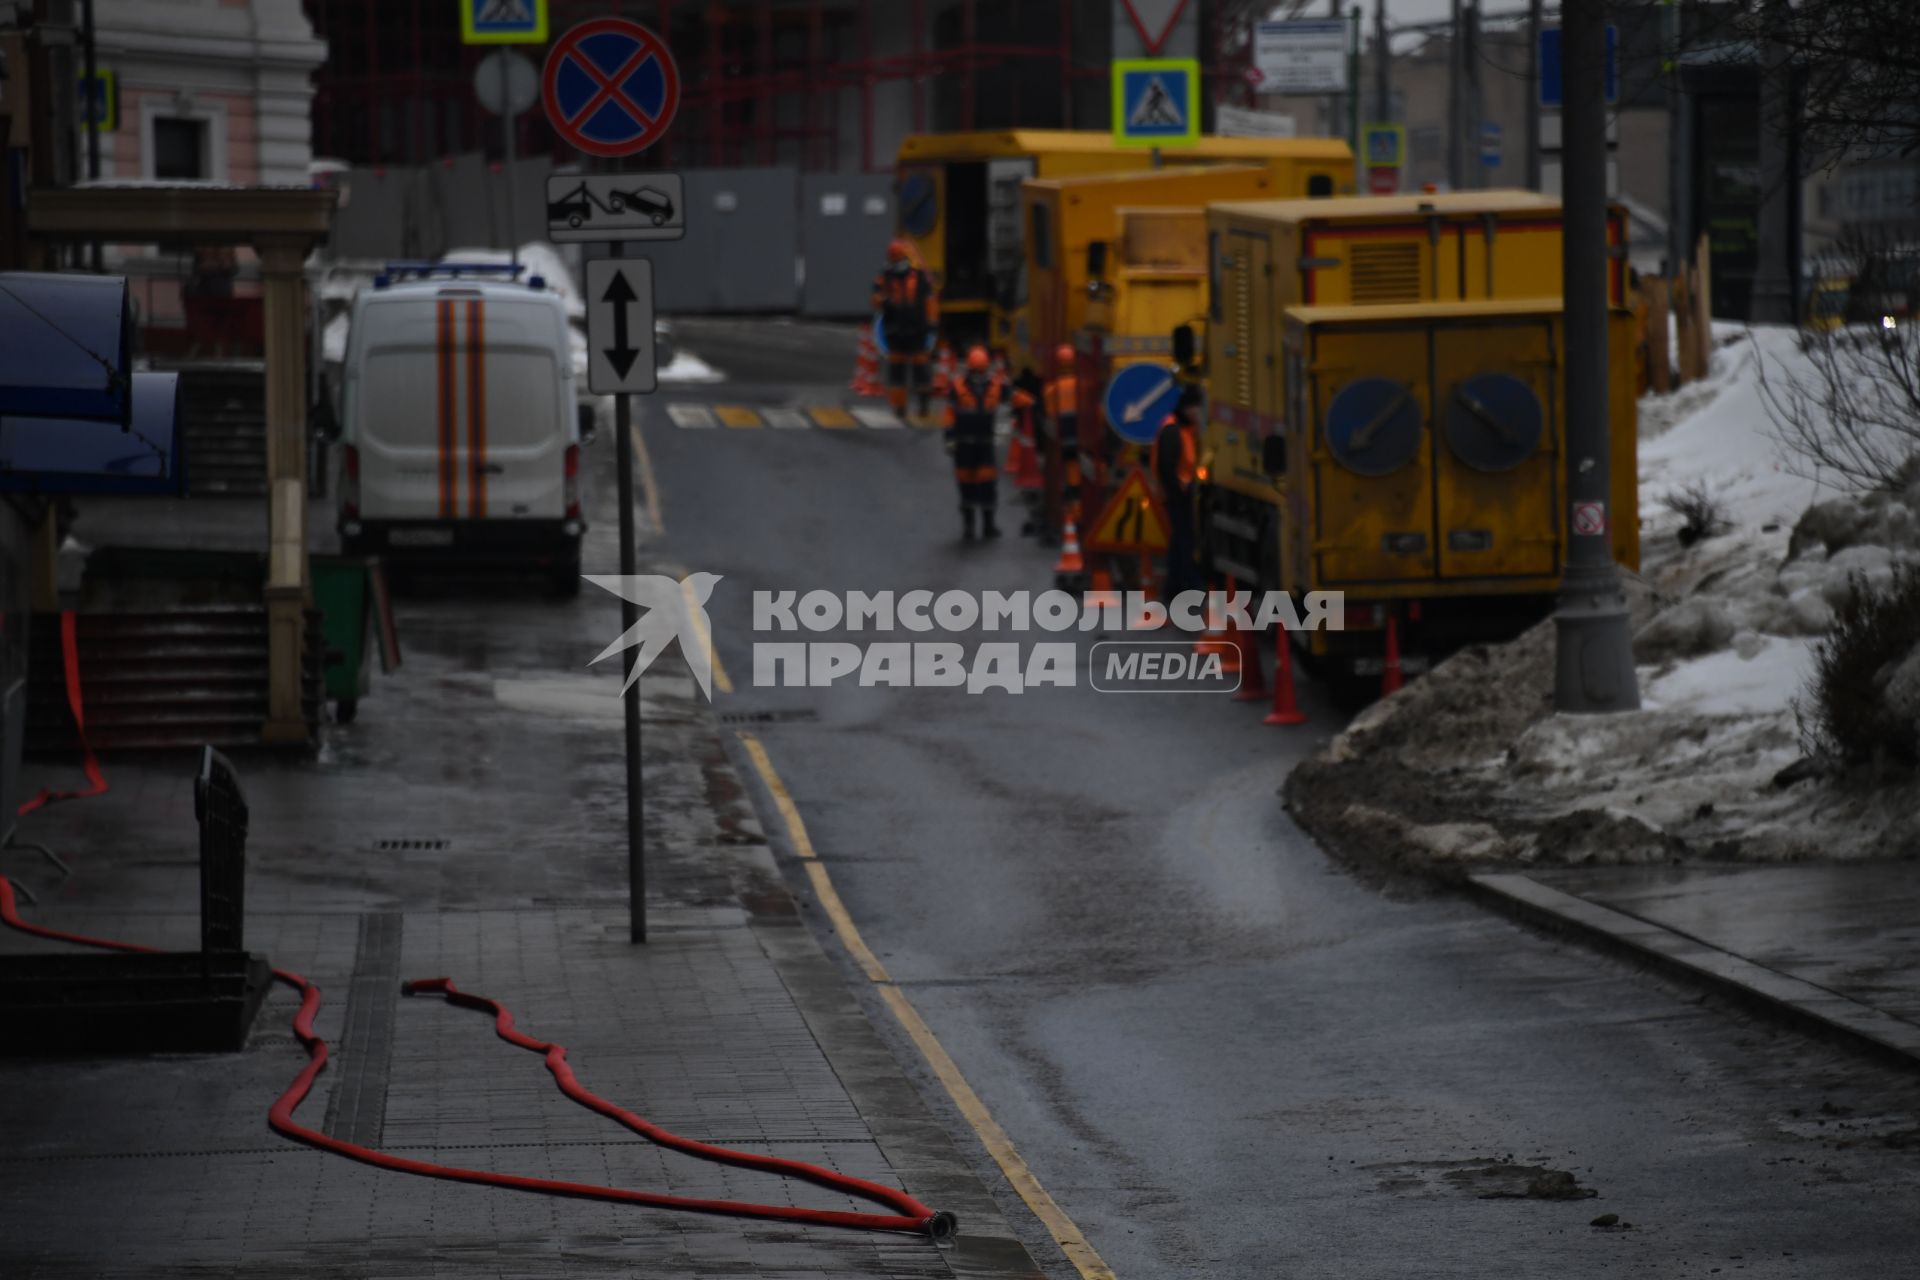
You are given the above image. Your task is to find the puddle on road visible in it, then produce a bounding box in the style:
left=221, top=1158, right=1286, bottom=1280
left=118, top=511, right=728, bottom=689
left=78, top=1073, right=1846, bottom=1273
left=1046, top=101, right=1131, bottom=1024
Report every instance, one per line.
left=492, top=674, right=692, bottom=722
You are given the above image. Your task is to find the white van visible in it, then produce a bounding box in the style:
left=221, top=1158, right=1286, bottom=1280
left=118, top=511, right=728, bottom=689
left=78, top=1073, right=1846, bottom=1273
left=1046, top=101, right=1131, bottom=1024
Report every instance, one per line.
left=337, top=263, right=593, bottom=594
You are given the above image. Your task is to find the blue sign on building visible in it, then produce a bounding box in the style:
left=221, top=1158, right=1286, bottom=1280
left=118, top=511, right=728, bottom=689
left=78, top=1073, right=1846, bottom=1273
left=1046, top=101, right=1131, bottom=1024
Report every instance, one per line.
left=1539, top=25, right=1618, bottom=108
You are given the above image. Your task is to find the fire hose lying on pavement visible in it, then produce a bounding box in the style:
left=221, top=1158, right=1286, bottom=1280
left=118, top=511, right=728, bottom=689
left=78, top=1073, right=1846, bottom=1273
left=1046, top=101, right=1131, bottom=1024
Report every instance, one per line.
left=0, top=875, right=956, bottom=1240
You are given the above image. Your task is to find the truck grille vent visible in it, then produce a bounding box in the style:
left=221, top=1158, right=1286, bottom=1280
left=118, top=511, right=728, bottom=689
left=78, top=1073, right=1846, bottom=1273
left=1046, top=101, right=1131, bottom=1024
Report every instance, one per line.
left=1232, top=253, right=1252, bottom=405
left=1348, top=242, right=1422, bottom=303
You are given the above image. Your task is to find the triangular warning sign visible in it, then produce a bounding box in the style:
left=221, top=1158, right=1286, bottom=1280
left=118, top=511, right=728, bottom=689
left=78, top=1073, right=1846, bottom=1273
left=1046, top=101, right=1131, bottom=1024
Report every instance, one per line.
left=1087, top=468, right=1170, bottom=553
left=1121, top=0, right=1191, bottom=55
left=1128, top=76, right=1186, bottom=130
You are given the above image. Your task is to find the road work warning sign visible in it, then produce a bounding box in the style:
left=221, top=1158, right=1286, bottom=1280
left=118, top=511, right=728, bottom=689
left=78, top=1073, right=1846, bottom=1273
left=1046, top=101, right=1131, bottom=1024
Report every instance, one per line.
left=1087, top=468, right=1170, bottom=553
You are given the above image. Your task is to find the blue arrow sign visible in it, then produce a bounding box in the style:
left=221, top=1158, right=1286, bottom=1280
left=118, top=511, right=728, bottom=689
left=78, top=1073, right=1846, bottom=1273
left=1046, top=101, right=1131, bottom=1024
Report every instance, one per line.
left=1539, top=25, right=1617, bottom=108
left=1104, top=364, right=1181, bottom=446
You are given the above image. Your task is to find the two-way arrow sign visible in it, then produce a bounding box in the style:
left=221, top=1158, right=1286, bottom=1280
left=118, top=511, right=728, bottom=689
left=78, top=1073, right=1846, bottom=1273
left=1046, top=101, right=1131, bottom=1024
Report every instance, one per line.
left=585, top=259, right=656, bottom=394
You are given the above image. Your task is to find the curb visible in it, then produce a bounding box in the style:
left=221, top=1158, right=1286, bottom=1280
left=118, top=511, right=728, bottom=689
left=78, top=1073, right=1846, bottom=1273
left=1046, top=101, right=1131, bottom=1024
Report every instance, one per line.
left=1467, top=872, right=1920, bottom=1075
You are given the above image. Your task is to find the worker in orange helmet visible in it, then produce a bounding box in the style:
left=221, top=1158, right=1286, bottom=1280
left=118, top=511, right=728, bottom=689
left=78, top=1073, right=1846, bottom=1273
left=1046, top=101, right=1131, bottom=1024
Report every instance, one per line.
left=1039, top=343, right=1082, bottom=538
left=944, top=345, right=1033, bottom=541
left=871, top=239, right=940, bottom=419
left=1152, top=382, right=1204, bottom=597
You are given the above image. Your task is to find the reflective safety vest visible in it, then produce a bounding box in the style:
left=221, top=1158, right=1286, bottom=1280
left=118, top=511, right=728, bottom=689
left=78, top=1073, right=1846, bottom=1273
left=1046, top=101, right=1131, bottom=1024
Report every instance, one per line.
left=1152, top=414, right=1197, bottom=491
left=873, top=264, right=936, bottom=332
left=1044, top=374, right=1077, bottom=418
left=946, top=372, right=1033, bottom=426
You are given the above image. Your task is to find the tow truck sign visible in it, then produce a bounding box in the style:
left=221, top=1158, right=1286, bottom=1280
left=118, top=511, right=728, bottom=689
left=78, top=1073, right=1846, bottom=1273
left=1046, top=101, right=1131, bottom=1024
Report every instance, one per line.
left=546, top=173, right=685, bottom=243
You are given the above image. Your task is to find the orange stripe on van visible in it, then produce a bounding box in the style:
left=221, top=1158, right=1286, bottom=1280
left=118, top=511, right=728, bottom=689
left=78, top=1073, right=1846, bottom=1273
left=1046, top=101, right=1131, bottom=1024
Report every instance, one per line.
left=435, top=299, right=456, bottom=518
left=466, top=299, right=487, bottom=517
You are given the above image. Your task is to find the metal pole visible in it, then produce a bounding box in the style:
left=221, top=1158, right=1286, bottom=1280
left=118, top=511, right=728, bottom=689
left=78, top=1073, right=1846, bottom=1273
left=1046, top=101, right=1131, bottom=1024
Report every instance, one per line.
left=1373, top=0, right=1390, bottom=123
left=1750, top=19, right=1797, bottom=323
left=1465, top=2, right=1481, bottom=189
left=1328, top=0, right=1341, bottom=143
left=81, top=0, right=101, bottom=271
left=1526, top=0, right=1542, bottom=190
left=1448, top=0, right=1463, bottom=189
left=1665, top=0, right=1686, bottom=276
left=501, top=57, right=520, bottom=270
left=1348, top=7, right=1360, bottom=159
left=609, top=238, right=646, bottom=943
left=1552, top=0, right=1639, bottom=714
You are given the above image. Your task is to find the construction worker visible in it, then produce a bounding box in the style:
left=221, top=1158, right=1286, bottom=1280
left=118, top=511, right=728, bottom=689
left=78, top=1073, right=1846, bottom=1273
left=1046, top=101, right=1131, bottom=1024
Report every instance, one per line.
left=1152, top=383, right=1203, bottom=598
left=1041, top=343, right=1081, bottom=536
left=871, top=239, right=939, bottom=418
left=944, top=345, right=1031, bottom=541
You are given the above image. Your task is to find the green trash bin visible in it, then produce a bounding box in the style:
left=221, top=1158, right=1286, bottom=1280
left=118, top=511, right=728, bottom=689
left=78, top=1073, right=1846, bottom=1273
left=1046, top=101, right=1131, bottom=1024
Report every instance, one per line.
left=311, top=555, right=377, bottom=723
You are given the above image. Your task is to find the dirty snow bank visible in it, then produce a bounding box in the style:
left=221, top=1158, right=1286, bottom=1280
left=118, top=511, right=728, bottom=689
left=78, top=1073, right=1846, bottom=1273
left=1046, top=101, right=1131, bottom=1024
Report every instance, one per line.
left=1287, top=326, right=1920, bottom=875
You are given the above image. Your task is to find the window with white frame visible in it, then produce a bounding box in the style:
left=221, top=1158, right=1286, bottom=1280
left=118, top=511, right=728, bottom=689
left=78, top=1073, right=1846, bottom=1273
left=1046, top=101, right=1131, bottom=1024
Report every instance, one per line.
left=153, top=118, right=209, bottom=181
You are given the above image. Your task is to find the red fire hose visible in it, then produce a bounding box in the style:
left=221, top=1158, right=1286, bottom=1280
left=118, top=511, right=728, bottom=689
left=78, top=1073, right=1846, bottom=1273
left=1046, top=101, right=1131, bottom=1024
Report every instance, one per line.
left=0, top=876, right=955, bottom=1240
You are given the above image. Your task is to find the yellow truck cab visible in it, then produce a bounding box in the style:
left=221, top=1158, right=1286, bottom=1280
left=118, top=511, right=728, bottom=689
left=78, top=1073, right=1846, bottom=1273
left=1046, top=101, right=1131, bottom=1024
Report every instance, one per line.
left=894, top=130, right=1353, bottom=355
left=1189, top=191, right=1639, bottom=678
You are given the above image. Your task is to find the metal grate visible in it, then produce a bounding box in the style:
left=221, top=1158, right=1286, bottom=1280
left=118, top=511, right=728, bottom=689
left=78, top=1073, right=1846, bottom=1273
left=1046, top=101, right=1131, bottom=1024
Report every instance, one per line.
left=1348, top=242, right=1423, bottom=304
left=1232, top=252, right=1252, bottom=406
left=372, top=838, right=447, bottom=851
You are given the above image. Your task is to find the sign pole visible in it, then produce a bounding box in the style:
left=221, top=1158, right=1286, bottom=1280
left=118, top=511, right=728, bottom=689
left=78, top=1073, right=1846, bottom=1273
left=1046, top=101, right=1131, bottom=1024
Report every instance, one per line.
left=501, top=56, right=521, bottom=269
left=607, top=238, right=646, bottom=944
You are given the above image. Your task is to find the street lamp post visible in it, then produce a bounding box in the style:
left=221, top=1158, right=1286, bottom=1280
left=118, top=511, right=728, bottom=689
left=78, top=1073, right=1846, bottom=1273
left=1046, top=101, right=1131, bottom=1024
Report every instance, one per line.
left=1551, top=0, right=1641, bottom=713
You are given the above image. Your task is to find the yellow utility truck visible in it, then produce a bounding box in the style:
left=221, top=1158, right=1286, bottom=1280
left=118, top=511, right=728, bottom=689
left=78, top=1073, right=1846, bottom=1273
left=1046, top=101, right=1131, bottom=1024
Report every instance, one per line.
left=1184, top=191, right=1639, bottom=681
left=893, top=130, right=1353, bottom=354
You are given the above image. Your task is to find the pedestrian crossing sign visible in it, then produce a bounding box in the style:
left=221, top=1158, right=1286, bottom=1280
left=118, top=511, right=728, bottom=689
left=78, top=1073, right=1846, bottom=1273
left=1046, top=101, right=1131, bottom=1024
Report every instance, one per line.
left=462, top=0, right=549, bottom=45
left=1112, top=58, right=1199, bottom=148
left=1087, top=468, right=1170, bottom=553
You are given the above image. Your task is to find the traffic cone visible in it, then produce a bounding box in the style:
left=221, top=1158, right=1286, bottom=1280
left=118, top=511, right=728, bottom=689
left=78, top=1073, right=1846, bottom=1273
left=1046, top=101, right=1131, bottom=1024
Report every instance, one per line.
left=1233, top=619, right=1268, bottom=703
left=851, top=330, right=883, bottom=396
left=1082, top=561, right=1121, bottom=610
left=1012, top=418, right=1043, bottom=492
left=1381, top=610, right=1404, bottom=696
left=1053, top=517, right=1084, bottom=582
left=1263, top=631, right=1307, bottom=726
left=1192, top=577, right=1237, bottom=666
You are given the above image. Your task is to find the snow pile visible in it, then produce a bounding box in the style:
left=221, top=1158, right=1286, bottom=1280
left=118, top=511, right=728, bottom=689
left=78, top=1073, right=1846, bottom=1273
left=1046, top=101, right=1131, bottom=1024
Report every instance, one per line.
left=657, top=348, right=724, bottom=383
left=1288, top=325, right=1920, bottom=873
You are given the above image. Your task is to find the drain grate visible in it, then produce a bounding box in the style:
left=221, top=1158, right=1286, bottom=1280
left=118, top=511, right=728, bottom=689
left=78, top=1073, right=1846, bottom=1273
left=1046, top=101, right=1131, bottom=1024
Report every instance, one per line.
left=372, top=838, right=448, bottom=852
left=717, top=709, right=819, bottom=726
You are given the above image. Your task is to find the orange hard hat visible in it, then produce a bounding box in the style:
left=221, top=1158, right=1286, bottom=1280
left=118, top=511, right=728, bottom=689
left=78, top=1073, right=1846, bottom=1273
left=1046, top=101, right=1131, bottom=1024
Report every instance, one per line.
left=887, top=238, right=912, bottom=261
left=966, top=346, right=991, bottom=371
left=1055, top=344, right=1075, bottom=365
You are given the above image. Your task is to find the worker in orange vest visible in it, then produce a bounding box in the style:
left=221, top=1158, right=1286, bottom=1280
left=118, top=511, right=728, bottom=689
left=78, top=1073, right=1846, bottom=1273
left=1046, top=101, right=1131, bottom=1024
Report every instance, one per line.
left=1041, top=343, right=1081, bottom=532
left=1152, top=383, right=1203, bottom=597
left=871, top=240, right=939, bottom=418
left=944, top=345, right=1033, bottom=541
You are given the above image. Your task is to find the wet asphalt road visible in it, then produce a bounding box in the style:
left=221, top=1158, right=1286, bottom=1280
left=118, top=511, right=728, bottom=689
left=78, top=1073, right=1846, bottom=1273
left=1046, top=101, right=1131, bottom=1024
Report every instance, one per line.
left=634, top=317, right=1920, bottom=1279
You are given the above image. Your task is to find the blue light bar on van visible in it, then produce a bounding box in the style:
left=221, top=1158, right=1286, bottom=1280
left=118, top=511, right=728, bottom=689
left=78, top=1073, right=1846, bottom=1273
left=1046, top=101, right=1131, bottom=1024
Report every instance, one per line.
left=0, top=371, right=184, bottom=496
left=374, top=261, right=530, bottom=289
left=0, top=272, right=133, bottom=425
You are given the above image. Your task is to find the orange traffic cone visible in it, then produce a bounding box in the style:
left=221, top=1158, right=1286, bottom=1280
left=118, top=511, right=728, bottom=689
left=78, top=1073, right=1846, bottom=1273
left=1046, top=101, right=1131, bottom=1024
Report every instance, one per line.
left=1381, top=610, right=1404, bottom=696
left=851, top=329, right=883, bottom=396
left=1083, top=561, right=1120, bottom=610
left=1193, top=577, right=1238, bottom=667
left=1233, top=619, right=1267, bottom=702
left=1264, top=631, right=1307, bottom=725
left=1053, top=518, right=1084, bottom=580
left=931, top=344, right=955, bottom=398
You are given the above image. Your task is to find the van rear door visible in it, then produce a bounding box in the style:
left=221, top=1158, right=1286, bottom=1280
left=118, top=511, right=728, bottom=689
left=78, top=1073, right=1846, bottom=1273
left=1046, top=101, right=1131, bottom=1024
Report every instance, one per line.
left=354, top=290, right=567, bottom=522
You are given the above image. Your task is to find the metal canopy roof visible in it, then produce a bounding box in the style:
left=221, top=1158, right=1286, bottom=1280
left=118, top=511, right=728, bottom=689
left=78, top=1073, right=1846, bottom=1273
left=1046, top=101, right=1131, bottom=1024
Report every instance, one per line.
left=0, top=273, right=132, bottom=424
left=0, top=372, right=184, bottom=496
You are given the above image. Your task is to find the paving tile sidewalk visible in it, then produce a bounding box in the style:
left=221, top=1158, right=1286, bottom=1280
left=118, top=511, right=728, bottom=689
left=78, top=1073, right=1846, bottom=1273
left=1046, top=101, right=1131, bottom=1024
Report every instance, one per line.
left=0, top=590, right=1045, bottom=1278
left=1470, top=863, right=1920, bottom=1071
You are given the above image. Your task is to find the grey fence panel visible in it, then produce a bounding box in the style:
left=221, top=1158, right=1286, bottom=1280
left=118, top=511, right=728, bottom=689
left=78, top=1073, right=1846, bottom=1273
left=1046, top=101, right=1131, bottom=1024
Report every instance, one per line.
left=800, top=175, right=896, bottom=318
left=331, top=167, right=419, bottom=261
left=644, top=167, right=799, bottom=313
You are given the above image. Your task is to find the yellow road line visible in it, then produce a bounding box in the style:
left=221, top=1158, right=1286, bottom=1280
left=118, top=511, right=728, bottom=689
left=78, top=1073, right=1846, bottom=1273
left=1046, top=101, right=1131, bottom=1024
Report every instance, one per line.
left=735, top=732, right=1116, bottom=1280
left=808, top=405, right=857, bottom=428
left=630, top=417, right=664, bottom=536
left=715, top=404, right=762, bottom=428
left=682, top=576, right=733, bottom=695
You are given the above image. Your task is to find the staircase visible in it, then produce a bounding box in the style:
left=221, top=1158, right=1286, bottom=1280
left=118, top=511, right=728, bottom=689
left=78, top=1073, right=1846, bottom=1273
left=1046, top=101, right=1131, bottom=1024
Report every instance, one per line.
left=168, top=363, right=269, bottom=498
left=26, top=609, right=324, bottom=752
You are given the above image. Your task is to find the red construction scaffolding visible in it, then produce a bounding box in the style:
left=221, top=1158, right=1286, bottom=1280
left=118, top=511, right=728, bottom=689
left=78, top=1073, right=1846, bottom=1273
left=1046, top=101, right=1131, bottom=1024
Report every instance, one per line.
left=304, top=1, right=1265, bottom=174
